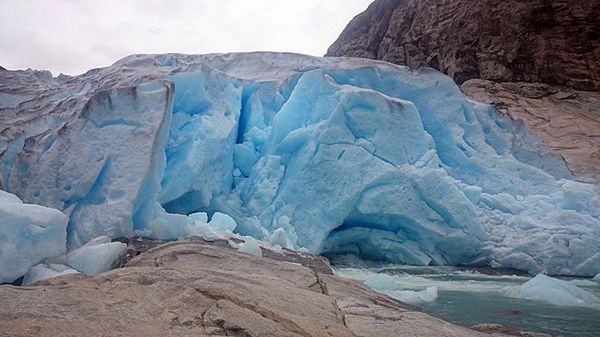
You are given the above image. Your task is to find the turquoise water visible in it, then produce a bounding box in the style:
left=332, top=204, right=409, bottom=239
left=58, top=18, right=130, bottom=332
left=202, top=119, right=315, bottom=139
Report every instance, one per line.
left=332, top=263, right=600, bottom=337
left=421, top=289, right=600, bottom=337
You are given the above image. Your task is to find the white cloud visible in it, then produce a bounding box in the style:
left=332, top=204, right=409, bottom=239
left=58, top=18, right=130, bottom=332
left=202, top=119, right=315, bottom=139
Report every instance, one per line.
left=0, top=0, right=372, bottom=75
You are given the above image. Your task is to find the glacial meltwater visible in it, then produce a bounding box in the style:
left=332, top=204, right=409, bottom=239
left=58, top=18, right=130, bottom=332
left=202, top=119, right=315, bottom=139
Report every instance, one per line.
left=332, top=259, right=600, bottom=337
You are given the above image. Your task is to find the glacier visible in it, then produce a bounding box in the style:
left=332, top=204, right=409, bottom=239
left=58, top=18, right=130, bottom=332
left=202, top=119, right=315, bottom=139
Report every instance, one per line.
left=1, top=52, right=599, bottom=281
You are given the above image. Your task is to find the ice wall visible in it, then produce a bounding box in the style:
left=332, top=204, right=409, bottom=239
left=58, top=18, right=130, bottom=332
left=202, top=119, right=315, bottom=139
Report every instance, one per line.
left=1, top=52, right=599, bottom=277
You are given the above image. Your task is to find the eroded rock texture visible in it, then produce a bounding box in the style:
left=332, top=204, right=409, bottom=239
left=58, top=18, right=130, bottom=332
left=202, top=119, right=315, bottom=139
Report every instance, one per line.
left=327, top=0, right=600, bottom=90
left=0, top=239, right=512, bottom=337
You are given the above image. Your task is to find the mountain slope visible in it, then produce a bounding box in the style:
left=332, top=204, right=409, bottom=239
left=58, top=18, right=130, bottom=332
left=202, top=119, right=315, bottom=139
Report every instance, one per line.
left=327, top=0, right=600, bottom=90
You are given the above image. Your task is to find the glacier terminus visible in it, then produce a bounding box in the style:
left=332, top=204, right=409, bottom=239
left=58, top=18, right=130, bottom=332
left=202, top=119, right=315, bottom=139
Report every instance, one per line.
left=1, top=52, right=599, bottom=283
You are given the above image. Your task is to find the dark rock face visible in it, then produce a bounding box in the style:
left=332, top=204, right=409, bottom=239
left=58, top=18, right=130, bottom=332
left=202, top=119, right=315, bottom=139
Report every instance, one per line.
left=327, top=0, right=600, bottom=91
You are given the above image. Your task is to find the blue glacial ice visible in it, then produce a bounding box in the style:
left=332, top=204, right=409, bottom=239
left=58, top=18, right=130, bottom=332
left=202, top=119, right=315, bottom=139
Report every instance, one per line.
left=364, top=273, right=398, bottom=290
left=20, top=236, right=127, bottom=283
left=237, top=236, right=263, bottom=257
left=386, top=286, right=439, bottom=305
left=0, top=190, right=68, bottom=283
left=339, top=268, right=440, bottom=305
left=22, top=263, right=78, bottom=285
left=63, top=236, right=127, bottom=276
left=520, top=274, right=600, bottom=307
left=0, top=52, right=599, bottom=279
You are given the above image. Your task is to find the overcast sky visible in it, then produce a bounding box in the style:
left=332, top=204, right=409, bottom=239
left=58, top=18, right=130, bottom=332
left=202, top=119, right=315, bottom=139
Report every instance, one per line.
left=0, top=0, right=372, bottom=75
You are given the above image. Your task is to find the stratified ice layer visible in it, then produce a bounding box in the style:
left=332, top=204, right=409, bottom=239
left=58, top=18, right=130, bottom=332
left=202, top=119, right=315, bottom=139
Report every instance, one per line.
left=1, top=52, right=599, bottom=277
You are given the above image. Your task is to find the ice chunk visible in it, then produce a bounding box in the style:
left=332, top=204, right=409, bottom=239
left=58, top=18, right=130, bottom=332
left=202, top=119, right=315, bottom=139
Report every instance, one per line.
left=385, top=286, right=439, bottom=305
left=188, top=212, right=209, bottom=224
left=66, top=238, right=127, bottom=276
left=147, top=211, right=237, bottom=242
left=519, top=274, right=600, bottom=307
left=364, top=273, right=397, bottom=290
left=0, top=191, right=67, bottom=283
left=269, top=227, right=290, bottom=248
left=238, top=237, right=262, bottom=257
left=337, top=268, right=439, bottom=305
left=81, top=235, right=112, bottom=246
left=22, top=263, right=78, bottom=285
left=208, top=212, right=237, bottom=232
left=594, top=273, right=600, bottom=281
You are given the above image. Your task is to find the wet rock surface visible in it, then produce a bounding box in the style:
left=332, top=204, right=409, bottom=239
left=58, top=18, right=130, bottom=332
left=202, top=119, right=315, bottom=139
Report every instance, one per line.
left=471, top=323, right=551, bottom=337
left=0, top=238, right=520, bottom=337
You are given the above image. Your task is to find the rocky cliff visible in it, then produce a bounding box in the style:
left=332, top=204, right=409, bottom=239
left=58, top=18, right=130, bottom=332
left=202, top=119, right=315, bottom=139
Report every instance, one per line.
left=327, top=0, right=600, bottom=180
left=327, top=0, right=600, bottom=90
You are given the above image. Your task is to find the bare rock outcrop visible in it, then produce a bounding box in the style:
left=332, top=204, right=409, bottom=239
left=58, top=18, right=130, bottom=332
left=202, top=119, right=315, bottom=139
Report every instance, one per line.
left=327, top=0, right=600, bottom=90
left=0, top=238, right=515, bottom=337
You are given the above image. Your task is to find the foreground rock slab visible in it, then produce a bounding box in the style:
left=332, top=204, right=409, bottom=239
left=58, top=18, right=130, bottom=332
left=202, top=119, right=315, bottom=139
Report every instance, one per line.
left=0, top=238, right=516, bottom=337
